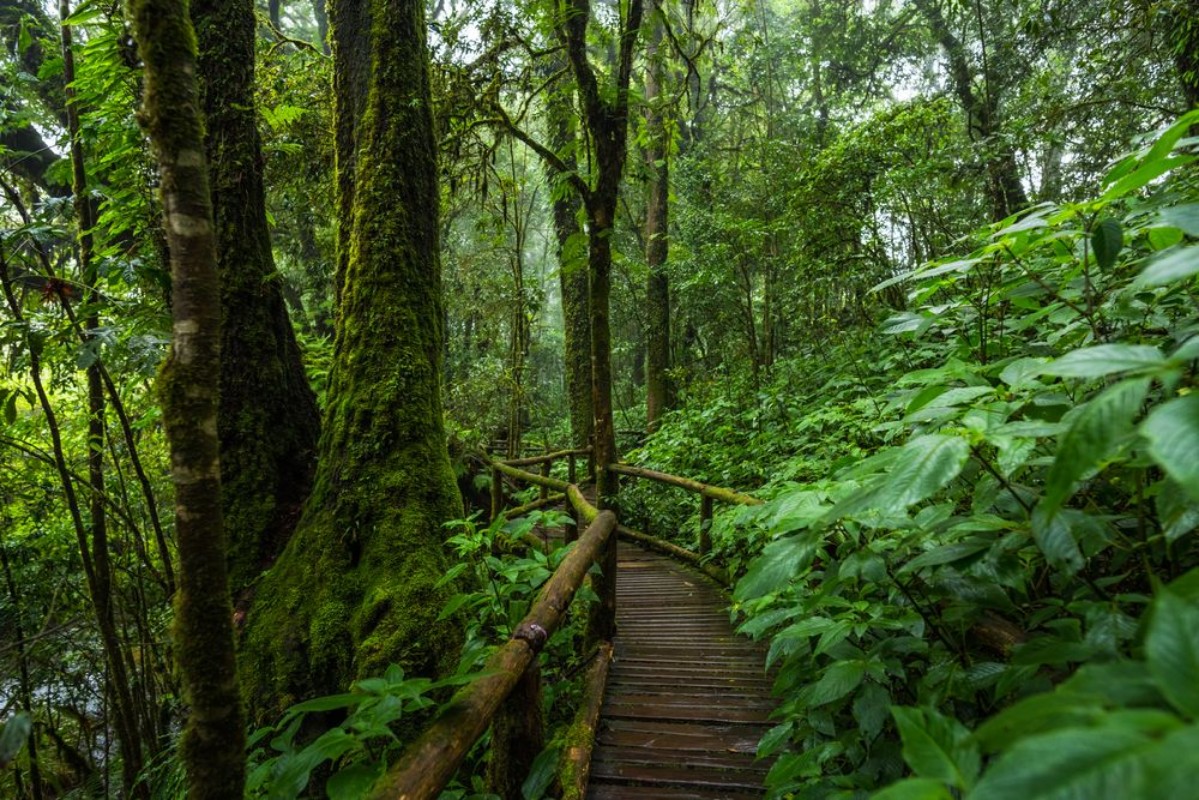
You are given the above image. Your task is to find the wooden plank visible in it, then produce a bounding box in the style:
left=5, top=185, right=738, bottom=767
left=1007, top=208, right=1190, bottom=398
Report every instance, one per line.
left=588, top=760, right=765, bottom=792
left=588, top=783, right=761, bottom=799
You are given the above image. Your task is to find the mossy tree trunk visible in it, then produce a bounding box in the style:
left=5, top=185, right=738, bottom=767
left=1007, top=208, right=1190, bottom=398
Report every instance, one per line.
left=644, top=1, right=673, bottom=433
left=130, top=1, right=246, bottom=797
left=544, top=69, right=593, bottom=451
left=191, top=0, right=321, bottom=599
left=240, top=0, right=464, bottom=717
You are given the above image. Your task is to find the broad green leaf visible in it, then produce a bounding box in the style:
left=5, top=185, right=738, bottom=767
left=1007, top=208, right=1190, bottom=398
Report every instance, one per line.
left=1158, top=204, right=1199, bottom=236
left=831, top=436, right=969, bottom=520
left=757, top=722, right=794, bottom=758
left=1101, top=155, right=1193, bottom=200
left=903, top=540, right=992, bottom=572
left=766, top=489, right=831, bottom=533
left=1156, top=479, right=1199, bottom=543
left=1170, top=336, right=1199, bottom=363
left=973, top=691, right=1105, bottom=753
left=966, top=725, right=1152, bottom=800
left=1144, top=588, right=1199, bottom=718
left=1090, top=219, right=1122, bottom=271
left=734, top=532, right=822, bottom=600
left=326, top=763, right=380, bottom=799
left=891, top=706, right=979, bottom=790
left=0, top=713, right=31, bottom=769
left=872, top=778, right=955, bottom=800
left=807, top=660, right=866, bottom=707
left=1041, top=345, right=1166, bottom=378
left=1042, top=377, right=1150, bottom=511
left=521, top=744, right=561, bottom=800
left=853, top=681, right=892, bottom=740
left=1135, top=246, right=1199, bottom=286
left=287, top=693, right=363, bottom=713
left=1141, top=396, right=1199, bottom=503
left=1141, top=724, right=1199, bottom=799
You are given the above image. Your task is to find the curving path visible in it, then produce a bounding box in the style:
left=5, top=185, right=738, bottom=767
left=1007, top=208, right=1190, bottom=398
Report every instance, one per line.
left=586, top=542, right=775, bottom=799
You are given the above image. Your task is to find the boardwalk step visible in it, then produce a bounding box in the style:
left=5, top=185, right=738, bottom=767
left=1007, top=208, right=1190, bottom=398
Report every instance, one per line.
left=586, top=540, right=777, bottom=798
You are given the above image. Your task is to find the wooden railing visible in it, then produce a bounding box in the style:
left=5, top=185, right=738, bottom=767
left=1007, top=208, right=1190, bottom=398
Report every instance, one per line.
left=370, top=450, right=762, bottom=799
left=607, top=462, right=761, bottom=556
left=370, top=448, right=608, bottom=800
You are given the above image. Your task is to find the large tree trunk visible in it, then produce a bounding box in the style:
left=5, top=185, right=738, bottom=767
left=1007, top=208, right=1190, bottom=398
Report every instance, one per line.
left=644, top=3, right=673, bottom=432
left=192, top=0, right=321, bottom=598
left=130, top=1, right=246, bottom=797
left=544, top=70, right=593, bottom=451
left=240, top=0, right=463, bottom=717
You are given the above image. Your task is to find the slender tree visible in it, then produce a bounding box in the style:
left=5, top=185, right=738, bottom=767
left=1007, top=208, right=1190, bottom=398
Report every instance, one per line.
left=644, top=0, right=673, bottom=431
left=129, top=0, right=245, bottom=797
left=190, top=0, right=321, bottom=598
left=240, top=0, right=464, bottom=715
left=560, top=0, right=643, bottom=506
left=544, top=68, right=593, bottom=451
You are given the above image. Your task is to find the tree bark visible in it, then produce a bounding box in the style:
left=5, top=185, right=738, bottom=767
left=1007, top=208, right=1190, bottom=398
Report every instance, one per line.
left=240, top=0, right=464, bottom=717
left=130, top=0, right=246, bottom=796
left=644, top=2, right=673, bottom=432
left=191, top=0, right=321, bottom=598
left=561, top=0, right=643, bottom=508
left=544, top=68, right=593, bottom=450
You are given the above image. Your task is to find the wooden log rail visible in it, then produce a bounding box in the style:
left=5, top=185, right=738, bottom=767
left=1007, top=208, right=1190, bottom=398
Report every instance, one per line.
left=606, top=462, right=761, bottom=555
left=370, top=454, right=606, bottom=800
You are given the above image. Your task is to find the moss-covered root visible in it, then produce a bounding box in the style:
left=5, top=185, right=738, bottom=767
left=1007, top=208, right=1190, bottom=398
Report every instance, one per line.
left=130, top=0, right=245, bottom=798
left=239, top=0, right=464, bottom=720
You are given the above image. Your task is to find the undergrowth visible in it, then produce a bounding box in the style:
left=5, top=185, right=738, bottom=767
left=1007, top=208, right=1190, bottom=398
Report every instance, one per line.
left=625, top=113, right=1199, bottom=799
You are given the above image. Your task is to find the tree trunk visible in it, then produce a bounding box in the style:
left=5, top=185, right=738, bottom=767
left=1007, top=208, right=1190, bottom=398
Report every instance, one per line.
left=240, top=0, right=463, bottom=717
left=545, top=70, right=593, bottom=451
left=192, top=0, right=321, bottom=598
left=912, top=0, right=1027, bottom=221
left=1171, top=0, right=1199, bottom=107
left=313, top=0, right=330, bottom=54
left=130, top=1, right=246, bottom=797
left=644, top=3, right=673, bottom=432
left=562, top=0, right=643, bottom=509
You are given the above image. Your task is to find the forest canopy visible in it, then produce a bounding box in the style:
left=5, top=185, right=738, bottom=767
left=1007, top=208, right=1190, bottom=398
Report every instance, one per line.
left=1, top=0, right=1198, bottom=798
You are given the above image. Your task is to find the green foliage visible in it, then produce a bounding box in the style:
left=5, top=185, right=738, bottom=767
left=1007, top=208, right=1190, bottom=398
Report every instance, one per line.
left=633, top=115, right=1199, bottom=799
left=244, top=663, right=485, bottom=799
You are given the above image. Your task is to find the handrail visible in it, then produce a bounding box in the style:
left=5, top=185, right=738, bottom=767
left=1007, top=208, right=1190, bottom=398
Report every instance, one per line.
left=606, top=463, right=762, bottom=506
left=493, top=459, right=570, bottom=494
left=616, top=524, right=730, bottom=587
left=607, top=462, right=760, bottom=555
left=502, top=447, right=591, bottom=467
left=369, top=509, right=616, bottom=799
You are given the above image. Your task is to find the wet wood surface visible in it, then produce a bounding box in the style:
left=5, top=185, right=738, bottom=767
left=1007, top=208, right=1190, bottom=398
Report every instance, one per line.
left=586, top=544, right=774, bottom=799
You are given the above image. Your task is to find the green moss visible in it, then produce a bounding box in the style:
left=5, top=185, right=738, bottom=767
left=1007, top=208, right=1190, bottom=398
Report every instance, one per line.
left=239, top=0, right=463, bottom=719
left=191, top=0, right=320, bottom=597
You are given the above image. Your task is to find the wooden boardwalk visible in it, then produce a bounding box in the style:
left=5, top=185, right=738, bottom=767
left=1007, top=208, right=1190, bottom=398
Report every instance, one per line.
left=586, top=542, right=774, bottom=799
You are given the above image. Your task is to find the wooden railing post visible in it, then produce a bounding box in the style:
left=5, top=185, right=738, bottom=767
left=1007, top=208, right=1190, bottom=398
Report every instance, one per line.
left=699, top=494, right=713, bottom=555
left=490, top=466, right=504, bottom=522
left=487, top=660, right=544, bottom=800
left=539, top=461, right=550, bottom=502
left=587, top=538, right=617, bottom=646
left=568, top=452, right=577, bottom=484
